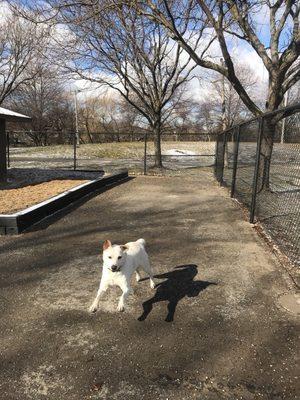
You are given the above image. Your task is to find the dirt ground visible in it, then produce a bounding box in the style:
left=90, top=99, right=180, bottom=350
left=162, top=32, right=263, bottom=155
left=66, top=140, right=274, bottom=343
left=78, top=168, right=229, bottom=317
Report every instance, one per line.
left=0, top=172, right=299, bottom=400
left=0, top=180, right=88, bottom=214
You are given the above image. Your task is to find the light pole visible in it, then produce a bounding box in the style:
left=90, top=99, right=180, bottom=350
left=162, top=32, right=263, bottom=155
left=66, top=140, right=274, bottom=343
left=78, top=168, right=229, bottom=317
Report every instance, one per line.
left=74, top=89, right=80, bottom=146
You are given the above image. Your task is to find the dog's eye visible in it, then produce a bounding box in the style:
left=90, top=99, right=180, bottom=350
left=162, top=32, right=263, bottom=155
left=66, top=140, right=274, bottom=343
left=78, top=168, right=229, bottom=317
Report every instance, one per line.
left=118, top=256, right=122, bottom=259
left=108, top=256, right=112, bottom=259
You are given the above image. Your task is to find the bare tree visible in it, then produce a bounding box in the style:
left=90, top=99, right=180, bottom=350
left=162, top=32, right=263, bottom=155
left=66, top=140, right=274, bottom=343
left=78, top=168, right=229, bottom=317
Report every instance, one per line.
left=7, top=63, right=74, bottom=145
left=76, top=93, right=144, bottom=142
left=196, top=100, right=219, bottom=134
left=0, top=8, right=47, bottom=105
left=137, top=0, right=300, bottom=184
left=117, top=98, right=143, bottom=138
left=166, top=97, right=199, bottom=134
left=209, top=62, right=257, bottom=129
left=83, top=95, right=123, bottom=141
left=22, top=1, right=198, bottom=167
left=78, top=95, right=114, bottom=143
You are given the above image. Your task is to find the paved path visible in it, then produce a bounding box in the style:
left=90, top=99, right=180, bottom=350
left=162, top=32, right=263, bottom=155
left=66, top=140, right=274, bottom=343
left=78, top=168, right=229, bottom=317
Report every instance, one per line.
left=0, top=172, right=298, bottom=400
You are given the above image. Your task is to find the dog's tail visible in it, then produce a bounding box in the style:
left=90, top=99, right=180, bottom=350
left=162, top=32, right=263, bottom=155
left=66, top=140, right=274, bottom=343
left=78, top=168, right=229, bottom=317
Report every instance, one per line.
left=137, top=238, right=146, bottom=247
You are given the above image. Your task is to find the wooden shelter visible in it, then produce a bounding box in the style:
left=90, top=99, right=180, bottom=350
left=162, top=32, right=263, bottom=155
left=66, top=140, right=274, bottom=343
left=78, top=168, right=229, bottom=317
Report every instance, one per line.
left=0, top=107, right=31, bottom=181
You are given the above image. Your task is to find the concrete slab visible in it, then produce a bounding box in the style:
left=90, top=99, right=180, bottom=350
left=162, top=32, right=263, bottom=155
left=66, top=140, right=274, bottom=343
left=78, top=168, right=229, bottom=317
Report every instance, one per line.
left=0, top=171, right=298, bottom=400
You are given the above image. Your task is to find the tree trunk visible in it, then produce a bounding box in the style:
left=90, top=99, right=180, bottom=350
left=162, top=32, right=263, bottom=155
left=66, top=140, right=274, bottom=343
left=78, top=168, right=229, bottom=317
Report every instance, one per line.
left=152, top=117, right=163, bottom=168
left=86, top=124, right=94, bottom=143
left=259, top=118, right=276, bottom=191
left=257, top=79, right=282, bottom=191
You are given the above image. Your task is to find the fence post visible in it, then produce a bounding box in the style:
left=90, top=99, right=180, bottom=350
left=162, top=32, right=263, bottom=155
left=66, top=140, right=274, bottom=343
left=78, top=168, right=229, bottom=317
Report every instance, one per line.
left=214, top=136, right=218, bottom=172
left=144, top=132, right=147, bottom=175
left=6, top=131, right=10, bottom=168
left=230, top=126, right=240, bottom=198
left=214, top=132, right=226, bottom=184
left=73, top=132, right=77, bottom=171
left=0, top=119, right=7, bottom=182
left=250, top=116, right=264, bottom=223
left=219, top=132, right=227, bottom=184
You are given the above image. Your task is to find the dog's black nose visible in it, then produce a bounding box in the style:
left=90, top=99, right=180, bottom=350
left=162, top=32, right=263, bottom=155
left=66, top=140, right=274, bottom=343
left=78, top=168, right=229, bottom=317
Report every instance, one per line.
left=111, top=265, right=118, bottom=271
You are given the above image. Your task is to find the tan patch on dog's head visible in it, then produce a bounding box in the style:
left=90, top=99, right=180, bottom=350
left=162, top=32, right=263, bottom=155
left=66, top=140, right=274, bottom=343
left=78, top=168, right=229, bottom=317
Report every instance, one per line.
left=120, top=245, right=129, bottom=252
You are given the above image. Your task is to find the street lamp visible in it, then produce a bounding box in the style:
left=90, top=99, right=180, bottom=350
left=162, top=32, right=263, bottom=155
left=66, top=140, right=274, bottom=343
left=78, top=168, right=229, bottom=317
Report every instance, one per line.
left=74, top=89, right=80, bottom=146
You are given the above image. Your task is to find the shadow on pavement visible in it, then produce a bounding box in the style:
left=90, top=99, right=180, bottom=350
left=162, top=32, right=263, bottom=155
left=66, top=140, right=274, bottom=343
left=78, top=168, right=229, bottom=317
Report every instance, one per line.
left=138, top=264, right=217, bottom=322
left=25, top=176, right=134, bottom=233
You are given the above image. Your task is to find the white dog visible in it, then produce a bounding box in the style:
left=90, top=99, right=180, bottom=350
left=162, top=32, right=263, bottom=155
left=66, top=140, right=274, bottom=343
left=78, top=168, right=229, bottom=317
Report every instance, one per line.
left=89, top=238, right=155, bottom=313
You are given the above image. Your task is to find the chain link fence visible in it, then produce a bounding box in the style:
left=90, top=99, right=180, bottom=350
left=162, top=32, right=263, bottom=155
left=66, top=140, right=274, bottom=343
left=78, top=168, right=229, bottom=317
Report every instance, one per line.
left=7, top=130, right=76, bottom=170
left=144, top=133, right=216, bottom=172
left=215, top=103, right=300, bottom=266
left=7, top=131, right=216, bottom=174
left=7, top=131, right=145, bottom=172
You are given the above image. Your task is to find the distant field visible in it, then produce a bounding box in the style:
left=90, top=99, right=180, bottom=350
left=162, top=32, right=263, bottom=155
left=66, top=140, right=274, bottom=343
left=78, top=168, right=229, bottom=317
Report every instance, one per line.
left=10, top=141, right=216, bottom=159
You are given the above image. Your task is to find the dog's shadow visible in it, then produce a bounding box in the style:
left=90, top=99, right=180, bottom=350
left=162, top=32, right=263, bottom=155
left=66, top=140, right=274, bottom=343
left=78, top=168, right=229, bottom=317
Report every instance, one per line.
left=138, top=264, right=216, bottom=322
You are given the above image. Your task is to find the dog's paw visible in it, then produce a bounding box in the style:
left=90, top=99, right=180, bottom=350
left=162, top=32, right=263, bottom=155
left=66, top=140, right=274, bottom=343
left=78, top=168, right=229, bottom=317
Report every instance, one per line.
left=117, top=303, right=125, bottom=312
left=150, top=280, right=156, bottom=289
left=89, top=305, right=98, bottom=314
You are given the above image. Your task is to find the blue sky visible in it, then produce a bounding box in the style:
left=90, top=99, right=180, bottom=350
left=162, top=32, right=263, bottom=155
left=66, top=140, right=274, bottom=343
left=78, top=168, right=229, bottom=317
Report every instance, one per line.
left=1, top=0, right=296, bottom=105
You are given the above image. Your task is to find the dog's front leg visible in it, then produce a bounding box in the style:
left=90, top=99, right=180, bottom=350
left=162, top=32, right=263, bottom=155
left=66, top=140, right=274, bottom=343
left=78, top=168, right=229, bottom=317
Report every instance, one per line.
left=117, top=284, right=131, bottom=312
left=89, top=284, right=107, bottom=313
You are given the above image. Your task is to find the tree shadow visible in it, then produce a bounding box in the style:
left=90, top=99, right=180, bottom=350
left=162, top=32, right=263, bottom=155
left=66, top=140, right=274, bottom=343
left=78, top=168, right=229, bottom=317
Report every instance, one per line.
left=138, top=264, right=217, bottom=322
left=24, top=176, right=133, bottom=232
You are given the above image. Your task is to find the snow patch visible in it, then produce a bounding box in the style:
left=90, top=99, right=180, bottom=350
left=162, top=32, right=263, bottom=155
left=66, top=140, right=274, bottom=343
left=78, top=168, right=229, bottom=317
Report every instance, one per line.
left=163, top=149, right=196, bottom=156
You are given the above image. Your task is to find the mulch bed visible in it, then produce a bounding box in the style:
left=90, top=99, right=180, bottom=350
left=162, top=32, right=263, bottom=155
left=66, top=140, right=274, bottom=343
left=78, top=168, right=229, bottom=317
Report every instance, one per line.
left=0, top=180, right=88, bottom=214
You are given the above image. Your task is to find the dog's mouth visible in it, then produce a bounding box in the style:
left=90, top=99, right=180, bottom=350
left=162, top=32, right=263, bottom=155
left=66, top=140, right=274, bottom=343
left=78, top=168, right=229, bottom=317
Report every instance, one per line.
left=109, top=267, right=121, bottom=272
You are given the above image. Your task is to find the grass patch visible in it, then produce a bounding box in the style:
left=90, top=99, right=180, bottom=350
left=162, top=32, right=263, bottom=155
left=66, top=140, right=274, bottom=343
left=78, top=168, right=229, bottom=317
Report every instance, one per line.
left=11, top=141, right=216, bottom=159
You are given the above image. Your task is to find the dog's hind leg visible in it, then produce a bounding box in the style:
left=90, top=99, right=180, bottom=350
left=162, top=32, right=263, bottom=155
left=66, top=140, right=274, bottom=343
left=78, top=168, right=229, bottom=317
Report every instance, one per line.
left=135, top=269, right=141, bottom=282
left=141, top=258, right=155, bottom=289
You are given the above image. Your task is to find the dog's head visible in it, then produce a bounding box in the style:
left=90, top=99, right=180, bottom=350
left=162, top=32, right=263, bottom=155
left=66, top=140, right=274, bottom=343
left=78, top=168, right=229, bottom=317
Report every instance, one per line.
left=102, top=240, right=128, bottom=272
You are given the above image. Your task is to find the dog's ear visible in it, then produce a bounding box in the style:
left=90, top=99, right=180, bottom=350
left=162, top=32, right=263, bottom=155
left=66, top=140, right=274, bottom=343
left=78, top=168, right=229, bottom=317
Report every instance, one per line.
left=120, top=245, right=129, bottom=252
left=103, top=240, right=112, bottom=250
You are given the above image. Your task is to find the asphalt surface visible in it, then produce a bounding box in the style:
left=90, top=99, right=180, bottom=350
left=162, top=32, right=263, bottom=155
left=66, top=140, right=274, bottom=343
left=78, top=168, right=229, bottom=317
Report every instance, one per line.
left=0, top=172, right=298, bottom=400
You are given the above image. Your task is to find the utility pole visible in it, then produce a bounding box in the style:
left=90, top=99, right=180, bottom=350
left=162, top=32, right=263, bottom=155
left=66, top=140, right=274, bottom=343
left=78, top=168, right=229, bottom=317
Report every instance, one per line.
left=74, top=90, right=80, bottom=146
left=280, top=90, right=289, bottom=144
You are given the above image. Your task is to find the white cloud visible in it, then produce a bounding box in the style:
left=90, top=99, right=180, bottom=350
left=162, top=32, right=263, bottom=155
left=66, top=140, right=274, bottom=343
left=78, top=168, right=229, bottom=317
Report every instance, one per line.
left=72, top=80, right=109, bottom=98
left=186, top=38, right=268, bottom=106
left=0, top=0, right=12, bottom=21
